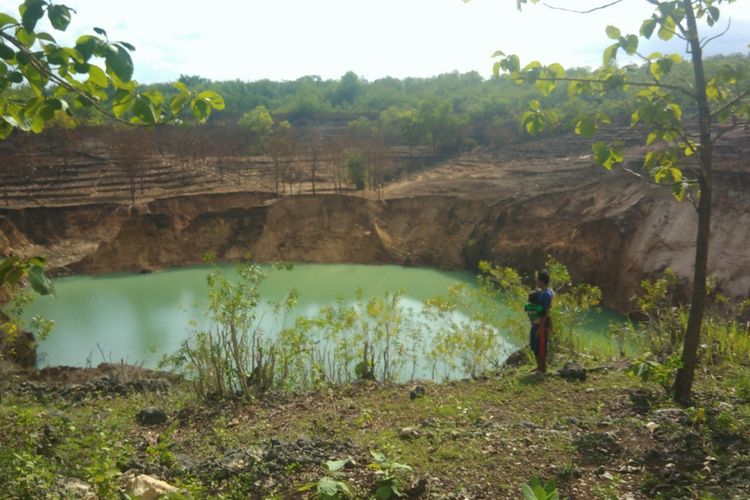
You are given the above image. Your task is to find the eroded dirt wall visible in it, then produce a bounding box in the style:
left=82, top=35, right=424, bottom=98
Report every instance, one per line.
left=1, top=180, right=748, bottom=311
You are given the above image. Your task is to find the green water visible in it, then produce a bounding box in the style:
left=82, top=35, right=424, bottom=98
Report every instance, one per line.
left=22, top=263, right=625, bottom=379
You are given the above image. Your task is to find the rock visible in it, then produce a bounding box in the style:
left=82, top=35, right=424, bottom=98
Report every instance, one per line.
left=136, top=407, right=167, bottom=426
left=120, top=472, right=177, bottom=499
left=558, top=361, right=587, bottom=381
left=502, top=348, right=528, bottom=367
left=399, top=427, right=420, bottom=440
left=409, top=385, right=426, bottom=400
left=653, top=408, right=688, bottom=423
left=629, top=388, right=655, bottom=414
left=58, top=478, right=96, bottom=499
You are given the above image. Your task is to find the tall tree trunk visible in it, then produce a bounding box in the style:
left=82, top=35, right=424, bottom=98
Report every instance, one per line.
left=673, top=0, right=713, bottom=404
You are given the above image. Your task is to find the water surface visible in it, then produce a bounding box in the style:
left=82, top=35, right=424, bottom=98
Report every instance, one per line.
left=23, top=263, right=625, bottom=379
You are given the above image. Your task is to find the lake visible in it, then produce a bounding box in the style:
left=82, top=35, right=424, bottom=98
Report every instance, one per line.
left=22, top=263, right=625, bottom=380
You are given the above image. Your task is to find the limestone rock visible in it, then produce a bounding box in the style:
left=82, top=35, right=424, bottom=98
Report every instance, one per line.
left=136, top=407, right=167, bottom=426
left=558, top=361, right=587, bottom=381
left=409, top=384, right=426, bottom=400
left=120, top=472, right=177, bottom=499
left=399, top=427, right=420, bottom=440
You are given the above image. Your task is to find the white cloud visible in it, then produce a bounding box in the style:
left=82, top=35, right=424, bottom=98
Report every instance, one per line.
left=0, top=0, right=747, bottom=83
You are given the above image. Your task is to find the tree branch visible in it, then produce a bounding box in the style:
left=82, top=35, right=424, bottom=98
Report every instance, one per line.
left=701, top=18, right=731, bottom=49
left=710, top=86, right=750, bottom=119
left=520, top=74, right=696, bottom=100
left=540, top=0, right=624, bottom=14
left=0, top=31, right=133, bottom=127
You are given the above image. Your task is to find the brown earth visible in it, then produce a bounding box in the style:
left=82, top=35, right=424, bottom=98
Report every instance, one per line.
left=1, top=127, right=749, bottom=311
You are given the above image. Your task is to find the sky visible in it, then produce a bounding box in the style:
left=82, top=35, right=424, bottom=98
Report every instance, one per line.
left=1, top=0, right=749, bottom=83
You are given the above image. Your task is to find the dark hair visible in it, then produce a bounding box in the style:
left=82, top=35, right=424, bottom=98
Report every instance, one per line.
left=537, top=270, right=550, bottom=286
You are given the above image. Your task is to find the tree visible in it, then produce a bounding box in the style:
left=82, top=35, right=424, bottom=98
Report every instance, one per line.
left=0, top=0, right=225, bottom=138
left=0, top=1, right=223, bottom=339
left=489, top=0, right=748, bottom=403
left=345, top=148, right=366, bottom=191
left=238, top=105, right=274, bottom=154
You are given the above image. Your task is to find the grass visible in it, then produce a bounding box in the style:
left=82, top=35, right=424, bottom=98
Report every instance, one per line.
left=1, top=360, right=749, bottom=499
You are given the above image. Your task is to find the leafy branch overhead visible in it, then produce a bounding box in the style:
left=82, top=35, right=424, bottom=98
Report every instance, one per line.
left=0, top=0, right=224, bottom=139
left=479, top=0, right=748, bottom=403
left=489, top=0, right=748, bottom=201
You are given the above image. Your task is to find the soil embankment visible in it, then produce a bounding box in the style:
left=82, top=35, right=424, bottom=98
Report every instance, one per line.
left=1, top=128, right=748, bottom=311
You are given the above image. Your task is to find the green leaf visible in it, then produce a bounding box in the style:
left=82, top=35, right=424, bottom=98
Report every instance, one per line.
left=196, top=90, right=225, bottom=110
left=575, top=117, right=597, bottom=137
left=547, top=63, right=565, bottom=79
left=0, top=44, right=14, bottom=60
left=48, top=5, right=72, bottom=30
left=605, top=25, right=621, bottom=39
left=169, top=92, right=190, bottom=116
left=20, top=0, right=45, bottom=33
left=326, top=459, right=349, bottom=472
left=75, top=35, right=100, bottom=61
left=16, top=27, right=36, bottom=48
left=640, top=18, right=657, bottom=38
left=191, top=98, right=211, bottom=122
left=0, top=120, right=13, bottom=139
left=658, top=15, right=676, bottom=41
left=112, top=89, right=135, bottom=118
left=36, top=31, right=56, bottom=43
left=7, top=70, right=23, bottom=83
left=173, top=81, right=189, bottom=94
left=621, top=34, right=638, bottom=55
left=87, top=65, right=108, bottom=88
left=0, top=13, right=18, bottom=28
left=131, top=95, right=158, bottom=125
left=104, top=43, right=134, bottom=82
left=670, top=167, right=683, bottom=182
left=27, top=264, right=55, bottom=295
left=603, top=43, right=618, bottom=65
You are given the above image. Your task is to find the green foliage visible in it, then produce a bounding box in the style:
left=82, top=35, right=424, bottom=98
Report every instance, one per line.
left=521, top=476, right=559, bottom=500
left=0, top=1, right=223, bottom=137
left=627, top=351, right=683, bottom=393
left=0, top=255, right=55, bottom=364
left=367, top=450, right=412, bottom=499
left=298, top=459, right=353, bottom=499
left=344, top=148, right=366, bottom=189
left=161, top=260, right=296, bottom=399
left=612, top=270, right=750, bottom=368
left=238, top=105, right=274, bottom=154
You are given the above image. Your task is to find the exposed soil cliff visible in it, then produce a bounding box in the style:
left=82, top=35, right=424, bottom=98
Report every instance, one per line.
left=1, top=128, right=748, bottom=311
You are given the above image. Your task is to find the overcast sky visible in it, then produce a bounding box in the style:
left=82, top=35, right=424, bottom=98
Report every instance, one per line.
left=2, top=0, right=749, bottom=83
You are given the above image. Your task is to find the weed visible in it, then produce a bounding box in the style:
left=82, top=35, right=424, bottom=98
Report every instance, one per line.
left=367, top=450, right=412, bottom=499
left=298, top=459, right=353, bottom=499
left=522, top=476, right=559, bottom=500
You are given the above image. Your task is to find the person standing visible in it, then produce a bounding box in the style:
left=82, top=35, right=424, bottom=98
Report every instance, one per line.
left=526, top=270, right=554, bottom=373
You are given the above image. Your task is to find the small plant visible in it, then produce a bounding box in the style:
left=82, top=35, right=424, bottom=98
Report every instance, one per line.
left=522, top=476, right=559, bottom=500
left=627, top=351, right=683, bottom=393
left=298, top=459, right=352, bottom=499
left=367, top=450, right=412, bottom=499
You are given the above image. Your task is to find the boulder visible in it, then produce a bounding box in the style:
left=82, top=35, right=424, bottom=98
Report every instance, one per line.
left=136, top=407, right=167, bottom=426
left=399, top=427, right=420, bottom=440
left=503, top=348, right=528, bottom=367
left=409, top=384, right=426, bottom=400
left=120, top=472, right=177, bottom=500
left=558, top=361, right=587, bottom=381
